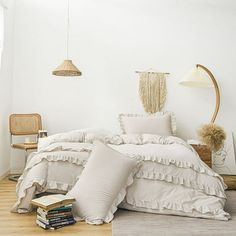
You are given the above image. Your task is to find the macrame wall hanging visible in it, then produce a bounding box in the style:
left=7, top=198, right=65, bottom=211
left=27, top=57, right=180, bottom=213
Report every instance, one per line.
left=136, top=70, right=169, bottom=114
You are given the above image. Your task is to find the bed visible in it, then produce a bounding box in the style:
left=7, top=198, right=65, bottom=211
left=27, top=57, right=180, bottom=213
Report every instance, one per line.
left=11, top=129, right=230, bottom=221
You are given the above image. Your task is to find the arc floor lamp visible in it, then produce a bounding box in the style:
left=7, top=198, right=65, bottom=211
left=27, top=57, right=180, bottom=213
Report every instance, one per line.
left=179, top=64, right=220, bottom=123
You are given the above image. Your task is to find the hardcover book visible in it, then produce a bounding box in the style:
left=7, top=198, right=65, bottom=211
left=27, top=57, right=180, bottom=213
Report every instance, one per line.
left=31, top=194, right=75, bottom=211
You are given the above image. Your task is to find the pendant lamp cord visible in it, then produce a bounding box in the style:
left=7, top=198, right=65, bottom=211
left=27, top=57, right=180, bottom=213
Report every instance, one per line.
left=66, top=0, right=70, bottom=59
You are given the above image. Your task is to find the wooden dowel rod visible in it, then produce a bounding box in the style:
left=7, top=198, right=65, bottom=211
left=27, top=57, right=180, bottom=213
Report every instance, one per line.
left=135, top=71, right=170, bottom=75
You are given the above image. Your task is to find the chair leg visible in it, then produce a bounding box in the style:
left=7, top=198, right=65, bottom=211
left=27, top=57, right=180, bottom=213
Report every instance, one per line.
left=9, top=150, right=28, bottom=182
left=24, top=150, right=28, bottom=167
left=8, top=175, right=20, bottom=182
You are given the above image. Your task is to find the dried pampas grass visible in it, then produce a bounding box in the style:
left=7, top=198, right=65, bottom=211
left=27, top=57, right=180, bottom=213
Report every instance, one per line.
left=198, top=123, right=226, bottom=152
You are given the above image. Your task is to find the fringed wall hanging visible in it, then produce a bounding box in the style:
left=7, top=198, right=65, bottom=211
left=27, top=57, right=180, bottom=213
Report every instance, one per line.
left=136, top=70, right=169, bottom=114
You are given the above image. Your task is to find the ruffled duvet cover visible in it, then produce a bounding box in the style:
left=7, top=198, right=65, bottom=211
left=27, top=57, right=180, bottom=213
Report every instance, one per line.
left=11, top=131, right=230, bottom=221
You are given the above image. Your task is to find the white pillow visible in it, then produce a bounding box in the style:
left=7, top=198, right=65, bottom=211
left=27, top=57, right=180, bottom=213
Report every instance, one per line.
left=67, top=141, right=140, bottom=225
left=119, top=112, right=176, bottom=136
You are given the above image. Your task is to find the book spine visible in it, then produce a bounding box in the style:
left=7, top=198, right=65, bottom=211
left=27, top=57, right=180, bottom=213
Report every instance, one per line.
left=37, top=207, right=72, bottom=216
left=37, top=204, right=72, bottom=213
left=50, top=204, right=72, bottom=211
left=50, top=219, right=75, bottom=228
left=37, top=215, right=75, bottom=225
left=47, top=207, right=72, bottom=214
left=37, top=218, right=75, bottom=229
left=36, top=219, right=54, bottom=230
left=37, top=211, right=73, bottom=219
left=46, top=201, right=74, bottom=211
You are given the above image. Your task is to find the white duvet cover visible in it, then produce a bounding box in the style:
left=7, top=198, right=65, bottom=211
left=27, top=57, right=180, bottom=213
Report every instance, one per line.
left=12, top=131, right=230, bottom=221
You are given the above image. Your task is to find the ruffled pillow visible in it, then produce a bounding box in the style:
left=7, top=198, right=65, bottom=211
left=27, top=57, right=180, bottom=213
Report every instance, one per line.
left=119, top=112, right=176, bottom=136
left=67, top=141, right=140, bottom=224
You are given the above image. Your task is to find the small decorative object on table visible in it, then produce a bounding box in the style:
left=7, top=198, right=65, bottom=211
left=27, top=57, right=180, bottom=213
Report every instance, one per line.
left=198, top=123, right=226, bottom=153
left=38, top=130, right=48, bottom=139
left=31, top=194, right=76, bottom=230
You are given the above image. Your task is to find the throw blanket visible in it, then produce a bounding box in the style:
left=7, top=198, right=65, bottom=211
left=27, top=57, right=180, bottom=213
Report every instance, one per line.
left=11, top=131, right=230, bottom=221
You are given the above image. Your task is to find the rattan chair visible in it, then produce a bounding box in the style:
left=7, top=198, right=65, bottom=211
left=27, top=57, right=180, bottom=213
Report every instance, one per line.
left=9, top=113, right=42, bottom=181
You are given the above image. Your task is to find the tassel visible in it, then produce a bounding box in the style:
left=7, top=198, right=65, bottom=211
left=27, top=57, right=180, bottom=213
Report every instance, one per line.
left=139, top=72, right=167, bottom=114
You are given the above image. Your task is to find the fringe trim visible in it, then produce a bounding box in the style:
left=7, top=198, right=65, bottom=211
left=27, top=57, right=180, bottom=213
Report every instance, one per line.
left=138, top=73, right=167, bottom=114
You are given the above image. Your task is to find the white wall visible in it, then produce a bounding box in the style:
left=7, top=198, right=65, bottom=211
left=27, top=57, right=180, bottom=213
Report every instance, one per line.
left=10, top=0, right=236, bottom=171
left=0, top=0, right=15, bottom=176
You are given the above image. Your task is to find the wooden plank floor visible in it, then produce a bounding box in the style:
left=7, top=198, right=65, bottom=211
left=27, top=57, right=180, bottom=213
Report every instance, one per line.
left=0, top=178, right=112, bottom=236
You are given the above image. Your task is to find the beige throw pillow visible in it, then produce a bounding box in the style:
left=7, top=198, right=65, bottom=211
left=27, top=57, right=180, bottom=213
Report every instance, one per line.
left=119, top=112, right=176, bottom=136
left=67, top=141, right=140, bottom=225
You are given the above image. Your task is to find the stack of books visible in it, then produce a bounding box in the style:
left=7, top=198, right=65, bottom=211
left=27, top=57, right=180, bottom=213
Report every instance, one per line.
left=31, top=194, right=76, bottom=230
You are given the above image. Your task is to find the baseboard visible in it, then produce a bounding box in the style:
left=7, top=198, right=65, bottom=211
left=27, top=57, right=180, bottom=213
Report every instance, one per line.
left=10, top=169, right=23, bottom=175
left=0, top=169, right=10, bottom=181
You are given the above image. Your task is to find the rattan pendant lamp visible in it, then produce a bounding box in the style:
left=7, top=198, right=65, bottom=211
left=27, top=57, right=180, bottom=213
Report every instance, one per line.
left=52, top=0, right=81, bottom=76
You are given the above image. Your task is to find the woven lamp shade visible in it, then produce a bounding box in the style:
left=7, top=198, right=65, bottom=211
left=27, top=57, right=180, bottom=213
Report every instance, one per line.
left=52, top=60, right=82, bottom=76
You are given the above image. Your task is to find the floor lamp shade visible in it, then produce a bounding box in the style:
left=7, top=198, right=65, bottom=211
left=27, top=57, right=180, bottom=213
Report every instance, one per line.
left=179, top=64, right=220, bottom=123
left=179, top=67, right=213, bottom=88
left=52, top=60, right=82, bottom=76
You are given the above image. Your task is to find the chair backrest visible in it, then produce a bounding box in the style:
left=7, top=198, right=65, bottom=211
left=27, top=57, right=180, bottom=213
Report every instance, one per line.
left=9, top=113, right=42, bottom=135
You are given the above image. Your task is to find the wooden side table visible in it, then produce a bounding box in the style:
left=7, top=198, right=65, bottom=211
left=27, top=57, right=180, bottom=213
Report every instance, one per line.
left=221, top=175, right=236, bottom=190
left=191, top=143, right=236, bottom=190
left=191, top=144, right=212, bottom=168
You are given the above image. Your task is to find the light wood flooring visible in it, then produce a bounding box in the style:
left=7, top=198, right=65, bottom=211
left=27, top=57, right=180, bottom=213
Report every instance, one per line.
left=0, top=178, right=112, bottom=236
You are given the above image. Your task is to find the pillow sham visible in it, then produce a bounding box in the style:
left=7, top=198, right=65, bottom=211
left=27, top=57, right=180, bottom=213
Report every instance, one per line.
left=119, top=112, right=176, bottom=136
left=67, top=141, right=140, bottom=225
